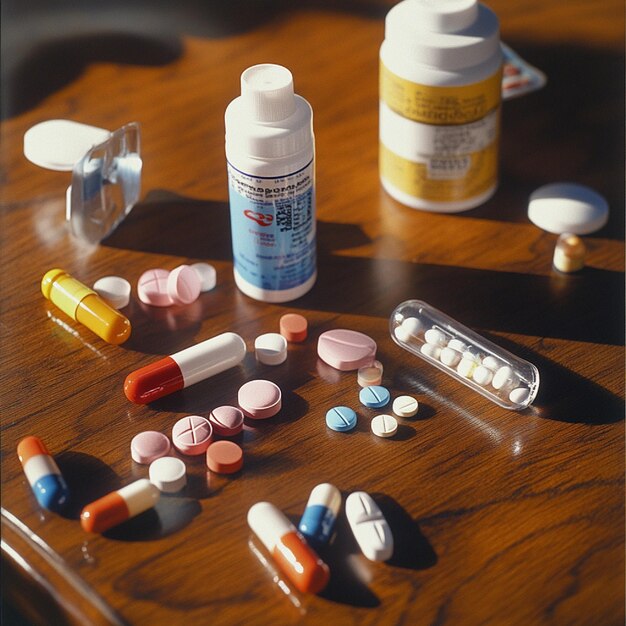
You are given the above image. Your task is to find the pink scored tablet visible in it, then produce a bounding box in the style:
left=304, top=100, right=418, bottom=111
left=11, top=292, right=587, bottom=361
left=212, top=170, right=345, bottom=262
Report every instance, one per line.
left=317, top=329, right=377, bottom=371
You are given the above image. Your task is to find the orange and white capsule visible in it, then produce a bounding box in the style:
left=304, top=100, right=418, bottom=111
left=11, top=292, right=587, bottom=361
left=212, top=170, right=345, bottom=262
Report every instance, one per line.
left=17, top=436, right=69, bottom=511
left=247, top=502, right=330, bottom=594
left=80, top=478, right=159, bottom=533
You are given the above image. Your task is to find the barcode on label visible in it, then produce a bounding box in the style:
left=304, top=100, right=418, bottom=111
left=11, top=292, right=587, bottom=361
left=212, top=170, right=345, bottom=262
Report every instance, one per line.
left=427, top=156, right=471, bottom=180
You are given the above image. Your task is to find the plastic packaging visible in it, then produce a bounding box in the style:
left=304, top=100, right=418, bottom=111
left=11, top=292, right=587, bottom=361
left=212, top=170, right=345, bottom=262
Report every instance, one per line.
left=379, top=0, right=502, bottom=212
left=225, top=64, right=316, bottom=302
left=390, top=300, right=539, bottom=410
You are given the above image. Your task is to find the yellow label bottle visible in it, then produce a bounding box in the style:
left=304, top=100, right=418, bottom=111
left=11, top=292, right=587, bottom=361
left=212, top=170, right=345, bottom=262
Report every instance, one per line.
left=379, top=0, right=502, bottom=212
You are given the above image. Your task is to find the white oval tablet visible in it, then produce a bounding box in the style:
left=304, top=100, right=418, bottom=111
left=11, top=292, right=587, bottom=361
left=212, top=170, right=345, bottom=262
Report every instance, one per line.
left=457, top=357, right=477, bottom=378
left=93, top=276, right=131, bottom=309
left=509, top=387, right=531, bottom=405
left=421, top=343, right=441, bottom=359
left=528, top=182, right=609, bottom=234
left=440, top=346, right=461, bottom=367
left=492, top=365, right=519, bottom=390
left=149, top=456, right=186, bottom=493
left=481, top=355, right=500, bottom=371
left=448, top=339, right=467, bottom=352
left=472, top=365, right=494, bottom=386
left=190, top=262, right=217, bottom=292
left=255, top=333, right=287, bottom=365
left=401, top=316, right=421, bottom=337
left=371, top=414, right=398, bottom=438
left=345, top=492, right=393, bottom=562
left=392, top=395, right=419, bottom=418
left=425, top=327, right=447, bottom=347
left=394, top=325, right=411, bottom=343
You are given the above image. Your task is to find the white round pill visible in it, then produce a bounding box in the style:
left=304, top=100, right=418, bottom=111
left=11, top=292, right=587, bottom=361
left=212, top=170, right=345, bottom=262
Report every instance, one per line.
left=457, top=357, right=477, bottom=378
left=481, top=355, right=500, bottom=371
left=255, top=333, right=287, bottom=365
left=492, top=366, right=519, bottom=390
left=509, top=387, right=531, bottom=405
left=421, top=343, right=441, bottom=359
left=401, top=316, right=421, bottom=337
left=190, top=262, right=217, bottom=292
left=472, top=365, right=494, bottom=386
left=448, top=339, right=467, bottom=352
left=149, top=456, right=186, bottom=493
left=371, top=414, right=398, bottom=438
left=440, top=346, right=461, bottom=367
left=462, top=350, right=480, bottom=363
left=93, top=276, right=131, bottom=309
left=425, top=328, right=447, bottom=347
left=394, top=325, right=411, bottom=343
left=392, top=395, right=419, bottom=418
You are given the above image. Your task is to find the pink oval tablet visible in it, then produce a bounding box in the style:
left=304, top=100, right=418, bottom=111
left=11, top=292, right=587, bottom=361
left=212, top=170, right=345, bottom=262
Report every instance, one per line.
left=317, top=329, right=377, bottom=371
left=172, top=415, right=213, bottom=455
left=238, top=380, right=282, bottom=419
left=167, top=265, right=201, bottom=305
left=138, top=269, right=174, bottom=307
left=209, top=405, right=244, bottom=437
left=131, top=431, right=171, bottom=464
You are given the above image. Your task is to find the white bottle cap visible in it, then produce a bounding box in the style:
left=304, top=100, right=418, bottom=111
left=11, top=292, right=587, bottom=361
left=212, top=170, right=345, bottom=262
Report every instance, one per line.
left=241, top=64, right=297, bottom=122
left=407, top=0, right=478, bottom=33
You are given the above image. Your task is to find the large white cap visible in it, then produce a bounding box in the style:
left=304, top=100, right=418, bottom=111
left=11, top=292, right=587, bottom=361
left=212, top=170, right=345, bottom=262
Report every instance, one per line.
left=384, top=0, right=499, bottom=70
left=241, top=64, right=297, bottom=122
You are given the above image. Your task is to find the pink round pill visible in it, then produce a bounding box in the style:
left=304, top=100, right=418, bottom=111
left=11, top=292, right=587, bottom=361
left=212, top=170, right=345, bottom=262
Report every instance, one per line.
left=209, top=405, right=244, bottom=437
left=130, top=431, right=171, bottom=465
left=238, top=380, right=282, bottom=419
left=137, top=269, right=174, bottom=307
left=317, top=329, right=377, bottom=371
left=172, top=415, right=213, bottom=455
left=167, top=264, right=201, bottom=305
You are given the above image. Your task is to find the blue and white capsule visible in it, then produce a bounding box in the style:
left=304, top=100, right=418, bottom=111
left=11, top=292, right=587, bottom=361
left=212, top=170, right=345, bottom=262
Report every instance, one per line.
left=17, top=436, right=69, bottom=511
left=298, top=483, right=341, bottom=547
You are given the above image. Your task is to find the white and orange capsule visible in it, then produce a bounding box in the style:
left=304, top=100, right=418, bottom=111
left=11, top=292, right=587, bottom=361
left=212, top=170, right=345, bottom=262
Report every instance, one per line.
left=81, top=479, right=159, bottom=533
left=248, top=502, right=330, bottom=594
left=17, top=436, right=69, bottom=511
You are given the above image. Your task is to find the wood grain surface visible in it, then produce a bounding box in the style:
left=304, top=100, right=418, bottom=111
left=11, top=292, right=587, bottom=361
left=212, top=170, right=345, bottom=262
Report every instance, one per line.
left=1, top=1, right=624, bottom=625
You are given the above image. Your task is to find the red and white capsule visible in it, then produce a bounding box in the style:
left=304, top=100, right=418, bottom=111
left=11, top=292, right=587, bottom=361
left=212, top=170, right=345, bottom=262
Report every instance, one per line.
left=17, top=436, right=69, bottom=511
left=124, top=332, right=247, bottom=404
left=248, top=502, right=330, bottom=594
left=80, top=478, right=159, bottom=533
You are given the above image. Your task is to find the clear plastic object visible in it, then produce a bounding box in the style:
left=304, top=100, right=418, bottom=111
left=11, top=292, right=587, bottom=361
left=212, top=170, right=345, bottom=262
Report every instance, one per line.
left=390, top=300, right=539, bottom=410
left=70, top=122, right=142, bottom=243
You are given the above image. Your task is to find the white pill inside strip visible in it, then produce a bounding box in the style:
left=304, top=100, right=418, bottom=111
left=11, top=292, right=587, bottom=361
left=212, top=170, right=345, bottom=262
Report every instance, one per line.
left=93, top=276, right=131, bottom=309
left=394, top=325, right=411, bottom=343
left=421, top=343, right=441, bottom=359
left=345, top=492, right=393, bottom=562
left=457, top=357, right=477, bottom=378
left=492, top=365, right=519, bottom=390
left=401, top=317, right=421, bottom=337
left=509, top=387, right=530, bottom=405
left=448, top=338, right=467, bottom=352
left=472, top=365, right=494, bottom=386
left=425, top=328, right=447, bottom=347
left=392, top=395, right=419, bottom=417
left=255, top=333, right=287, bottom=365
left=482, top=355, right=500, bottom=371
left=371, top=414, right=398, bottom=438
left=440, top=346, right=461, bottom=367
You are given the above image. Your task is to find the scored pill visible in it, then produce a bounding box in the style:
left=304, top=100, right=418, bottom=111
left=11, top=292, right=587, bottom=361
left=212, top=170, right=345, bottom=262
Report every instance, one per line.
left=345, top=491, right=393, bottom=562
left=371, top=414, right=398, bottom=438
left=359, top=385, right=390, bottom=409
left=392, top=395, right=419, bottom=417
left=325, top=406, right=357, bottom=432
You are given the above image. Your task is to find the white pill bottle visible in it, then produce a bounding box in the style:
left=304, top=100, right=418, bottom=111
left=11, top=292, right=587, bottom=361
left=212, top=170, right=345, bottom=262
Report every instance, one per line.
left=379, top=0, right=502, bottom=212
left=225, top=64, right=316, bottom=302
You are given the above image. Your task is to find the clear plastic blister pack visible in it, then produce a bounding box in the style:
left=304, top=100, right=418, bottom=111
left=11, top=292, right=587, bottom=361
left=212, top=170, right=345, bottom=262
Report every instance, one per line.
left=390, top=300, right=539, bottom=410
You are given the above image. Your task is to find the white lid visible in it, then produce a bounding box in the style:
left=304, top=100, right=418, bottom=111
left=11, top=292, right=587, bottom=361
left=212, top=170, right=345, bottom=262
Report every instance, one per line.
left=528, top=182, right=609, bottom=235
left=384, top=0, right=499, bottom=70
left=241, top=64, right=296, bottom=122
left=24, top=120, right=110, bottom=171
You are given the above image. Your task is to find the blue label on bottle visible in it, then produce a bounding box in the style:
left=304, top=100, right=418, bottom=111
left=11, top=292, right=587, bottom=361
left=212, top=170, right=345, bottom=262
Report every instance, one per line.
left=227, top=160, right=316, bottom=293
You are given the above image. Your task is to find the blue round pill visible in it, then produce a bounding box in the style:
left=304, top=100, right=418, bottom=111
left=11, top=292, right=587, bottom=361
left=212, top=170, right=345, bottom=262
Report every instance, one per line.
left=359, top=385, right=390, bottom=409
left=326, top=406, right=357, bottom=432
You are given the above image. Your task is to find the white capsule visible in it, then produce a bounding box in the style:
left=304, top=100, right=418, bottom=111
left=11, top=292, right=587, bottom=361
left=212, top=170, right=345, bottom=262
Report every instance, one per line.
left=457, top=357, right=477, bottom=378
left=492, top=366, right=519, bottom=390
left=509, top=387, right=531, bottom=405
left=401, top=316, right=421, bottom=337
left=255, top=333, right=287, bottom=366
left=371, top=414, right=398, bottom=438
left=440, top=346, right=461, bottom=367
left=447, top=338, right=467, bottom=352
left=392, top=395, right=419, bottom=418
left=345, top=492, right=393, bottom=562
left=421, top=343, right=441, bottom=359
left=472, top=365, right=494, bottom=386
left=481, top=355, right=500, bottom=371
left=425, top=327, right=447, bottom=347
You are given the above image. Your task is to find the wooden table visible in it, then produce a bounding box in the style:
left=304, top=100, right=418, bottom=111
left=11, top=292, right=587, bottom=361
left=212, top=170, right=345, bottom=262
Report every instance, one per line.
left=1, top=1, right=624, bottom=624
